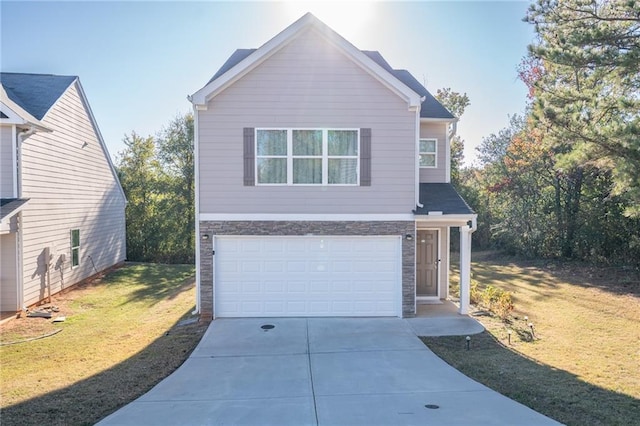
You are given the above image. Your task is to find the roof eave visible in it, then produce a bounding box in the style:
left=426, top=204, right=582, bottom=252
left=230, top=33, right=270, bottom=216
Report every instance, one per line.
left=420, top=116, right=457, bottom=123
left=0, top=198, right=30, bottom=225
left=414, top=213, right=477, bottom=224
left=1, top=86, right=53, bottom=132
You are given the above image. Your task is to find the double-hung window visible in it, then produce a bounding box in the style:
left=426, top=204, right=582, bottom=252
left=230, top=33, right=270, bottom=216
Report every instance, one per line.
left=256, top=128, right=359, bottom=185
left=71, top=229, right=80, bottom=268
left=419, top=138, right=437, bottom=168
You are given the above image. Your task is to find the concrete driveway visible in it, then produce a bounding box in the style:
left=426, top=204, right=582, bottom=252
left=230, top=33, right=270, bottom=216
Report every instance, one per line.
left=99, top=318, right=559, bottom=425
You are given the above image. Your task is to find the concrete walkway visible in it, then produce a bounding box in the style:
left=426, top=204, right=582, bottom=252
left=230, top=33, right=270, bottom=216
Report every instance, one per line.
left=99, top=317, right=559, bottom=425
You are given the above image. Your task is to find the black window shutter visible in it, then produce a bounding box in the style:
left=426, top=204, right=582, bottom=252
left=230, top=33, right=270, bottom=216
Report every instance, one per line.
left=360, top=128, right=371, bottom=186
left=243, top=127, right=255, bottom=186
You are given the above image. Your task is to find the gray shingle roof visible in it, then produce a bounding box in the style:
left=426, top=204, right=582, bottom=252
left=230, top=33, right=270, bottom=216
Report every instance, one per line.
left=0, top=73, right=76, bottom=120
left=207, top=49, right=455, bottom=120
left=0, top=198, right=30, bottom=221
left=415, top=183, right=475, bottom=215
left=360, top=52, right=454, bottom=120
left=208, top=49, right=256, bottom=84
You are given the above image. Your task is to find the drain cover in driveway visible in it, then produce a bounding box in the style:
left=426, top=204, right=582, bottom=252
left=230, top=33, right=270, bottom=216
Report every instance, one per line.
left=425, top=404, right=440, bottom=409
left=261, top=324, right=275, bottom=330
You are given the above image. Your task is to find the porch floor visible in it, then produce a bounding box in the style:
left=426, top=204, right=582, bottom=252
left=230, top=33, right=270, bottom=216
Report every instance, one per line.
left=407, top=300, right=485, bottom=336
left=416, top=299, right=462, bottom=317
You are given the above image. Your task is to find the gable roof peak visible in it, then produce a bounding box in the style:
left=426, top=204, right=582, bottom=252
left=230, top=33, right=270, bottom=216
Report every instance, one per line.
left=0, top=72, right=77, bottom=120
left=190, top=14, right=422, bottom=109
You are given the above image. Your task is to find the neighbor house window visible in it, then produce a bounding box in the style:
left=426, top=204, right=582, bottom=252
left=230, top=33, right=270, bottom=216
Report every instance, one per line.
left=256, top=129, right=359, bottom=185
left=419, top=138, right=437, bottom=168
left=71, top=229, right=80, bottom=268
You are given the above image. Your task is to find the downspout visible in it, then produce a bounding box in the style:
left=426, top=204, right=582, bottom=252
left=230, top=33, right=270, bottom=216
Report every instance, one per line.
left=188, top=96, right=201, bottom=315
left=16, top=126, right=38, bottom=311
left=415, top=97, right=425, bottom=208
left=446, top=120, right=458, bottom=184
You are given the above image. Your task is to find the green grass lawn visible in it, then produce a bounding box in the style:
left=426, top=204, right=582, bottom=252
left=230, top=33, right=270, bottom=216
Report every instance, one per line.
left=424, top=252, right=640, bottom=426
left=0, top=263, right=207, bottom=426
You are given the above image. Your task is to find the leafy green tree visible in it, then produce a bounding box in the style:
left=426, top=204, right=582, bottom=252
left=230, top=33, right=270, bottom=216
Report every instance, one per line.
left=116, top=113, right=195, bottom=264
left=155, top=114, right=195, bottom=263
left=435, top=88, right=470, bottom=186
left=524, top=0, right=640, bottom=217
left=116, top=133, right=162, bottom=262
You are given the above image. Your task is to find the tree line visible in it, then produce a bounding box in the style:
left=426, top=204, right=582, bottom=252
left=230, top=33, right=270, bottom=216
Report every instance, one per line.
left=443, top=0, right=640, bottom=265
left=116, top=114, right=195, bottom=264
left=116, top=0, right=638, bottom=266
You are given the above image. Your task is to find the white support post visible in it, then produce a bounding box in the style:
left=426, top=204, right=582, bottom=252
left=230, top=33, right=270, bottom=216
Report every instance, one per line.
left=459, top=225, right=472, bottom=315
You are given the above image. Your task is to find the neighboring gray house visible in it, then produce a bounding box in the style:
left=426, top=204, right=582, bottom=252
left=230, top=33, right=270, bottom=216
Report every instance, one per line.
left=189, top=14, right=476, bottom=320
left=0, top=73, right=126, bottom=314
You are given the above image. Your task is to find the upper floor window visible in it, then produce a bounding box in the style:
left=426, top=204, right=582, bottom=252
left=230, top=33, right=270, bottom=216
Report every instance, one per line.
left=71, top=229, right=80, bottom=268
left=419, top=138, right=437, bottom=168
left=256, top=129, right=359, bottom=185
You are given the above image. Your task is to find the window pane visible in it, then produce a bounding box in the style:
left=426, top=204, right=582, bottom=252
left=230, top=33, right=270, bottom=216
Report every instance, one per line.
left=257, top=130, right=287, bottom=155
left=328, top=130, right=358, bottom=156
left=257, top=158, right=287, bottom=183
left=71, top=229, right=80, bottom=247
left=420, top=154, right=436, bottom=167
left=72, top=249, right=79, bottom=267
left=293, top=159, right=322, bottom=184
left=293, top=130, right=322, bottom=155
left=328, top=158, right=357, bottom=184
left=420, top=140, right=436, bottom=153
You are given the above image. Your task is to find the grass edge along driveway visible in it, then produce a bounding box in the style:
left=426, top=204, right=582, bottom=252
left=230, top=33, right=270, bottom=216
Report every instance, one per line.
left=424, top=253, right=640, bottom=426
left=0, top=263, right=207, bottom=426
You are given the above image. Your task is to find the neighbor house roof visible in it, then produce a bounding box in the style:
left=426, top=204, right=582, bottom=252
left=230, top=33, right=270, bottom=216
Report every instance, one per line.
left=191, top=13, right=422, bottom=110
left=0, top=198, right=30, bottom=223
left=414, top=183, right=475, bottom=215
left=0, top=72, right=128, bottom=204
left=0, top=73, right=76, bottom=120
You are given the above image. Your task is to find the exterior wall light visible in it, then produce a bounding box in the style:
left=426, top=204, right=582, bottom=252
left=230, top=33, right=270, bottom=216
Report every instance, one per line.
left=202, top=234, right=210, bottom=240
left=405, top=234, right=414, bottom=241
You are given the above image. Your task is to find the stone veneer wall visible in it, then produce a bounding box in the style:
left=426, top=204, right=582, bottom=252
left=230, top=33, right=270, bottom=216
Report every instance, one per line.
left=198, top=221, right=416, bottom=320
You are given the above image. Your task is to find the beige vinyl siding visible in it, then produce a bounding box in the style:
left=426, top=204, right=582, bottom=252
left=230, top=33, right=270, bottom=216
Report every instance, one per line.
left=198, top=28, right=416, bottom=214
left=1, top=125, right=15, bottom=197
left=0, top=233, right=18, bottom=311
left=19, top=82, right=126, bottom=307
left=419, top=122, right=448, bottom=183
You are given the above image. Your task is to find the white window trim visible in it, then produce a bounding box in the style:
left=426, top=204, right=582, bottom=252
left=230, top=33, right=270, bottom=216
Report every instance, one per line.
left=255, top=128, right=360, bottom=186
left=419, top=138, right=438, bottom=169
left=71, top=229, right=80, bottom=269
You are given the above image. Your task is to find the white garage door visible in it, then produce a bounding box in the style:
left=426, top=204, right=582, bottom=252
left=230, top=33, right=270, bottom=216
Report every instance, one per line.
left=215, top=236, right=401, bottom=317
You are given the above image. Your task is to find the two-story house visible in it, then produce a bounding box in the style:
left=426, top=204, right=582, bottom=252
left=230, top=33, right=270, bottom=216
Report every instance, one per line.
left=189, top=14, right=476, bottom=320
left=0, top=73, right=126, bottom=315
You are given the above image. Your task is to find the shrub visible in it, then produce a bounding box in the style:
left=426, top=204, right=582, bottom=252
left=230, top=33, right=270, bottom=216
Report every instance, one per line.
left=484, top=285, right=514, bottom=320
left=470, top=280, right=482, bottom=305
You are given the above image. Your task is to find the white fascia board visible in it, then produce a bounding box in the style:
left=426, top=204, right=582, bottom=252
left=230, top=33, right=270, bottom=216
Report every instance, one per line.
left=199, top=213, right=416, bottom=222
left=0, top=92, right=52, bottom=132
left=190, top=13, right=316, bottom=107
left=415, top=213, right=477, bottom=227
left=420, top=117, right=457, bottom=124
left=311, top=24, right=421, bottom=108
left=0, top=200, right=30, bottom=226
left=190, top=13, right=421, bottom=109
left=193, top=105, right=201, bottom=314
left=73, top=79, right=128, bottom=203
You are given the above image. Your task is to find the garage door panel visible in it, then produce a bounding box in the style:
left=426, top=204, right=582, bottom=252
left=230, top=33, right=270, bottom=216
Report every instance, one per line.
left=287, top=261, right=306, bottom=272
left=215, top=236, right=401, bottom=317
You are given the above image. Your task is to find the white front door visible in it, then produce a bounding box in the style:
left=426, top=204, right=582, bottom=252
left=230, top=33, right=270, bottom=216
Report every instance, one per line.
left=214, top=236, right=401, bottom=317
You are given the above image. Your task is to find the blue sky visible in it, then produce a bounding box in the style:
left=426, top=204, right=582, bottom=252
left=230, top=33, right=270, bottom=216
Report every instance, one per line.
left=1, top=1, right=533, bottom=166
